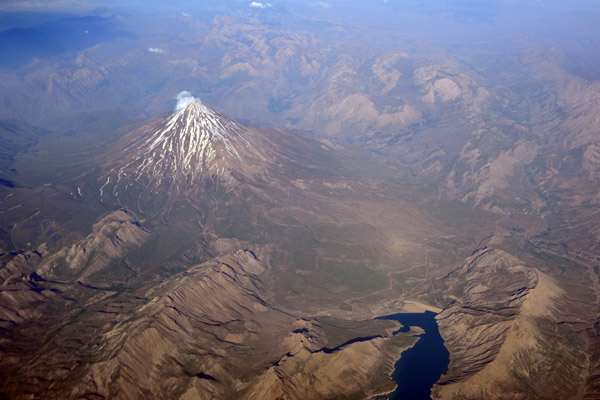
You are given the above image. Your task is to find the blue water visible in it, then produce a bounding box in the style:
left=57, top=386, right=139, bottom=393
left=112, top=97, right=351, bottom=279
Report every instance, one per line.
left=376, top=311, right=450, bottom=400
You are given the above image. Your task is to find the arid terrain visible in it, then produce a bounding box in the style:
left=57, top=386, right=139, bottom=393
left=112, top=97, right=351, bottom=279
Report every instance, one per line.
left=1, top=1, right=600, bottom=399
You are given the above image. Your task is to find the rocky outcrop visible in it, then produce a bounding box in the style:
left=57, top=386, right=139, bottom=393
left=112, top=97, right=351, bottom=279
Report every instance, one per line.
left=0, top=249, right=47, bottom=326
left=444, top=140, right=542, bottom=213
left=66, top=250, right=287, bottom=399
left=433, top=247, right=586, bottom=399
left=583, top=318, right=600, bottom=399
left=2, top=249, right=401, bottom=399
left=37, top=209, right=149, bottom=282
left=244, top=334, right=401, bottom=400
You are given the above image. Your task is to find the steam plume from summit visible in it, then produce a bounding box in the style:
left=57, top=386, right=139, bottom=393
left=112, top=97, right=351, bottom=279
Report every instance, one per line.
left=175, top=91, right=200, bottom=111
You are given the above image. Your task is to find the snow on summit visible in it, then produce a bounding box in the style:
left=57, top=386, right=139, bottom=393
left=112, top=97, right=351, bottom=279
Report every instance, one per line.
left=99, top=101, right=260, bottom=199
left=128, top=102, right=251, bottom=181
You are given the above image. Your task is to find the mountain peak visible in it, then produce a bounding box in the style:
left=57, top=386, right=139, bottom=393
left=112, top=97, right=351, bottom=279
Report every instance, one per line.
left=178, top=101, right=210, bottom=118
left=183, top=101, right=201, bottom=111
left=97, top=103, right=266, bottom=202
left=136, top=102, right=251, bottom=174
left=161, top=102, right=254, bottom=174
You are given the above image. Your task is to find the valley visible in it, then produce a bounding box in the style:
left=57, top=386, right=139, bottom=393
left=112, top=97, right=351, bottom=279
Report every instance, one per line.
left=0, top=2, right=599, bottom=399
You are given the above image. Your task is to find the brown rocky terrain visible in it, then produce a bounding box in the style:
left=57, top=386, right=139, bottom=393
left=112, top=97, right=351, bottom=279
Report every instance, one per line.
left=434, top=247, right=590, bottom=399
left=36, top=209, right=150, bottom=283
left=1, top=6, right=600, bottom=400
left=0, top=103, right=432, bottom=399
left=0, top=248, right=407, bottom=399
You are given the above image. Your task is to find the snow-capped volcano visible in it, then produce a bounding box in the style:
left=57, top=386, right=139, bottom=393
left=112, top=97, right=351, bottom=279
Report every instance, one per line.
left=119, top=102, right=254, bottom=183
left=95, top=102, right=272, bottom=205
left=139, top=102, right=249, bottom=175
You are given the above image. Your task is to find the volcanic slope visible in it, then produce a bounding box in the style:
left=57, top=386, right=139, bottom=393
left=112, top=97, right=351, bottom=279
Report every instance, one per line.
left=101, top=103, right=267, bottom=190
left=0, top=103, right=443, bottom=399
left=82, top=101, right=342, bottom=216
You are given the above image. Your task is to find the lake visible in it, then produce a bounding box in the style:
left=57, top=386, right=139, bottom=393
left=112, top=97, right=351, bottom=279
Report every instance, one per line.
left=376, top=311, right=450, bottom=399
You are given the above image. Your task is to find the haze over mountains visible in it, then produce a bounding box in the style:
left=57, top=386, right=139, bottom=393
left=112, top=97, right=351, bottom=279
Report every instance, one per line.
left=0, top=1, right=600, bottom=399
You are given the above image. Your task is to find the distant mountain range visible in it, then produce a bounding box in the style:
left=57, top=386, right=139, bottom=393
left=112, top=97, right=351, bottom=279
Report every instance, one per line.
left=1, top=7, right=599, bottom=400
